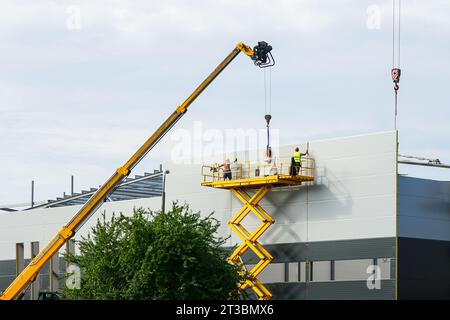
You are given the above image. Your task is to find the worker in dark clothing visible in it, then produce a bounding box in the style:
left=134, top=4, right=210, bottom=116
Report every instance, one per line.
left=289, top=157, right=297, bottom=176
left=292, top=147, right=308, bottom=176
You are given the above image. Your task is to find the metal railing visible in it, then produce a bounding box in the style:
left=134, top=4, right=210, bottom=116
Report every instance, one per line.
left=201, top=156, right=315, bottom=183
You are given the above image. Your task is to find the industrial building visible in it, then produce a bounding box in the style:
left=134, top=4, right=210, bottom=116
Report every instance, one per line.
left=1, top=131, right=448, bottom=299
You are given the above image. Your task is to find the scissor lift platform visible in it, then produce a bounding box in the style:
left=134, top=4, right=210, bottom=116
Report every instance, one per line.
left=201, top=158, right=315, bottom=300
left=201, top=174, right=314, bottom=189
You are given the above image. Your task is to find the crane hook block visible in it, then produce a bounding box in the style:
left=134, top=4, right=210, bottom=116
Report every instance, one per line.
left=391, top=68, right=401, bottom=83
left=252, top=41, right=275, bottom=68
left=391, top=68, right=401, bottom=92
left=265, top=114, right=272, bottom=126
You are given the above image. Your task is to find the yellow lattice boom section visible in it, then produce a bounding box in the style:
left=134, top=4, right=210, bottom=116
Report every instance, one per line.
left=201, top=156, right=315, bottom=300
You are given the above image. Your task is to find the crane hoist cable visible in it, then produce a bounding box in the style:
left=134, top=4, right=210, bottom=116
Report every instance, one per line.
left=264, top=64, right=274, bottom=159
left=391, top=0, right=402, bottom=130
left=253, top=41, right=275, bottom=159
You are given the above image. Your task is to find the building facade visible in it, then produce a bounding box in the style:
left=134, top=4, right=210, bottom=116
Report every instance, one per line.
left=0, top=131, right=448, bottom=299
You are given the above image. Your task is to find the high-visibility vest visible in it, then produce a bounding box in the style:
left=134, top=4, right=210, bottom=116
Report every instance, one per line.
left=293, top=151, right=301, bottom=163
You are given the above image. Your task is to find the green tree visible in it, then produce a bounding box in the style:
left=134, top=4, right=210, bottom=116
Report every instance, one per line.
left=64, top=203, right=245, bottom=300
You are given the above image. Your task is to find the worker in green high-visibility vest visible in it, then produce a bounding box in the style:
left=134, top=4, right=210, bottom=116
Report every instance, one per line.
left=292, top=147, right=308, bottom=176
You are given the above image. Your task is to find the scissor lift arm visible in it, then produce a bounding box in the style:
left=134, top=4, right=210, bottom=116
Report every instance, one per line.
left=0, top=41, right=274, bottom=300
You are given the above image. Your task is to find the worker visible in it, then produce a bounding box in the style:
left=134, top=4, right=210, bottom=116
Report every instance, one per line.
left=289, top=156, right=297, bottom=176
left=219, top=158, right=232, bottom=180
left=292, top=147, right=308, bottom=175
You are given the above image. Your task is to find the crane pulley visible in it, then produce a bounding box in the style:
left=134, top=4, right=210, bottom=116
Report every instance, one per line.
left=252, top=41, right=275, bottom=68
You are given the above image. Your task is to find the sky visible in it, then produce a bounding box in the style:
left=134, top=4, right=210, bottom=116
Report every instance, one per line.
left=0, top=0, right=449, bottom=205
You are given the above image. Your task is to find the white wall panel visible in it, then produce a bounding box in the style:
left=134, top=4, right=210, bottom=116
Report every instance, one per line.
left=166, top=131, right=398, bottom=245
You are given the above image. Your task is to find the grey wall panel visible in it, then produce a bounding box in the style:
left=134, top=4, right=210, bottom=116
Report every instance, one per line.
left=398, top=176, right=450, bottom=241
left=398, top=237, right=450, bottom=299
left=399, top=196, right=450, bottom=221
left=399, top=176, right=450, bottom=200
left=0, top=260, right=16, bottom=276
left=398, top=216, right=450, bottom=242
left=311, top=261, right=331, bottom=282
left=0, top=257, right=65, bottom=293
left=334, top=259, right=373, bottom=281
left=239, top=238, right=396, bottom=264
left=264, top=282, right=307, bottom=300
left=254, top=263, right=286, bottom=284
left=266, top=280, right=395, bottom=300
left=0, top=276, right=14, bottom=294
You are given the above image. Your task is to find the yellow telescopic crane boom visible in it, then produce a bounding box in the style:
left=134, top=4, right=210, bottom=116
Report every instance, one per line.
left=0, top=41, right=274, bottom=300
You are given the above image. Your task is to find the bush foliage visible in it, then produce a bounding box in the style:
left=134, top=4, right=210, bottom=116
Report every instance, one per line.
left=64, top=203, right=244, bottom=300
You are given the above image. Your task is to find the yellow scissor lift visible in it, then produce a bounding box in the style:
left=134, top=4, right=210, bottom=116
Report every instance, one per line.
left=202, top=157, right=315, bottom=299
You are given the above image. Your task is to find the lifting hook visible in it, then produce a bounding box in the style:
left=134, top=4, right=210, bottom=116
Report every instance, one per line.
left=391, top=68, right=401, bottom=93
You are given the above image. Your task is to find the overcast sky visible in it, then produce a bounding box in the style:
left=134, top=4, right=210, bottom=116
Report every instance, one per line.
left=1, top=0, right=449, bottom=205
